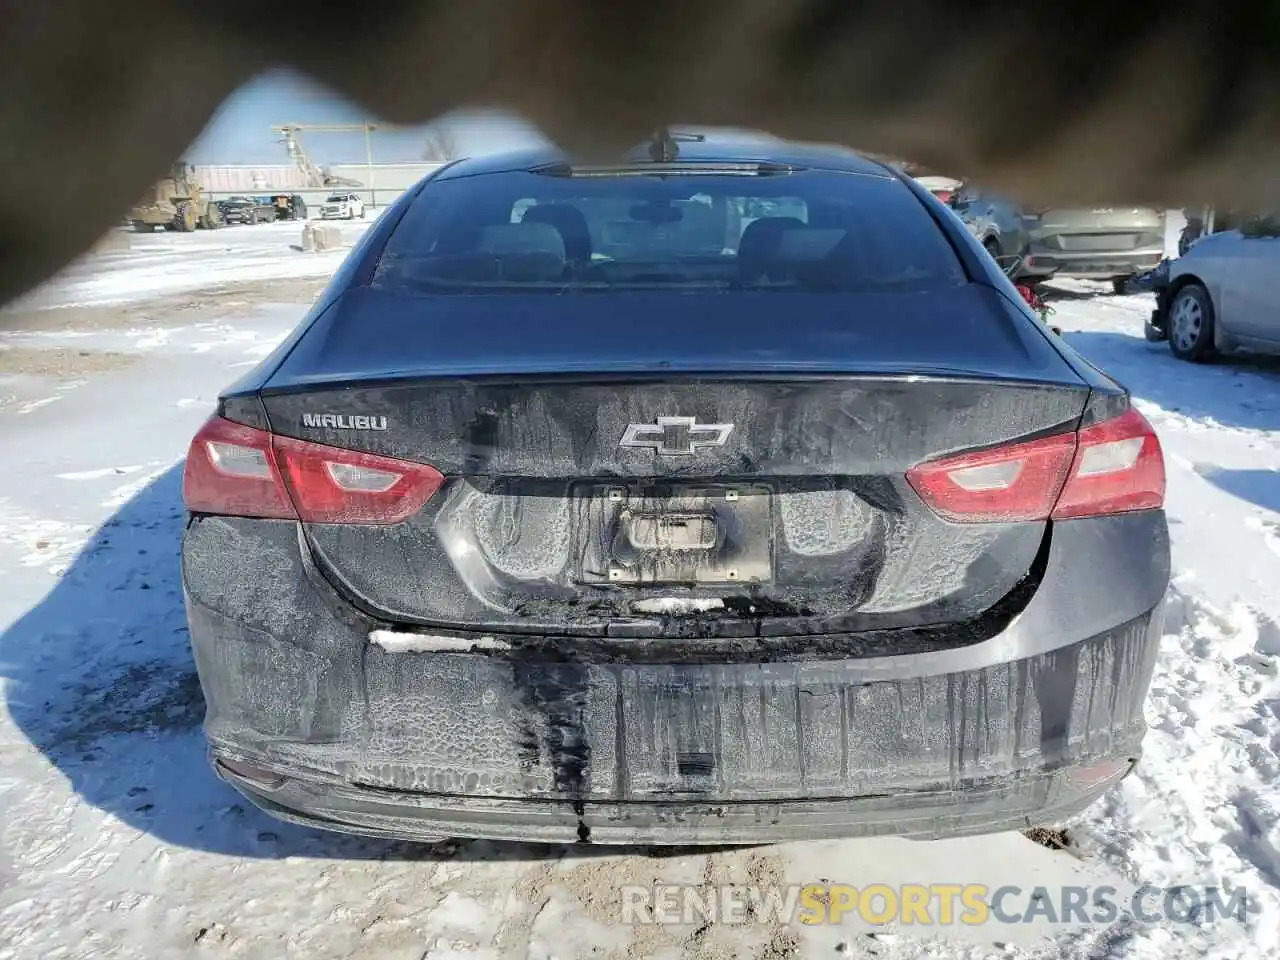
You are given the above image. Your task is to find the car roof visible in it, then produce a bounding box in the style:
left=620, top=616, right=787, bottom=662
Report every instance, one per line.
left=432, top=135, right=896, bottom=181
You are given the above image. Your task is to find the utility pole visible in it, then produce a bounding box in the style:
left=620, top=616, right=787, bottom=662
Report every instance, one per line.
left=364, top=122, right=376, bottom=208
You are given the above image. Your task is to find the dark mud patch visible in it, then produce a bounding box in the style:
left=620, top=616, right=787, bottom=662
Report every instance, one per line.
left=1024, top=825, right=1072, bottom=851
left=0, top=276, right=326, bottom=334
left=0, top=346, right=138, bottom=378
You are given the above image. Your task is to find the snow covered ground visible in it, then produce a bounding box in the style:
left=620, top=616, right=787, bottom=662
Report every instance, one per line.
left=7, top=218, right=380, bottom=311
left=0, top=227, right=1278, bottom=959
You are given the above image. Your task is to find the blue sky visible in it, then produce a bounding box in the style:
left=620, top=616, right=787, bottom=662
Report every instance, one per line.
left=189, top=69, right=548, bottom=166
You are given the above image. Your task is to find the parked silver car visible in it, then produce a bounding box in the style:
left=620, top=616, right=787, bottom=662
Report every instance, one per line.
left=952, top=186, right=1165, bottom=293
left=1147, top=212, right=1280, bottom=361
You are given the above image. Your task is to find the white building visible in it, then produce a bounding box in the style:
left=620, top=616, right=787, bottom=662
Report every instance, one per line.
left=193, top=161, right=446, bottom=206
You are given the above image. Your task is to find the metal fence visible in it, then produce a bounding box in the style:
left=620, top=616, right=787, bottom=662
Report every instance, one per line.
left=195, top=162, right=446, bottom=208
left=202, top=186, right=411, bottom=210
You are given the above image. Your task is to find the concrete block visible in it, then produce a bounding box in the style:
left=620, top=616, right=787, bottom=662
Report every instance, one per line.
left=301, top=224, right=342, bottom=251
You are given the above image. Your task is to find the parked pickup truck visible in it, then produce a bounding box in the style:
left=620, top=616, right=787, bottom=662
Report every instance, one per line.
left=318, top=192, right=366, bottom=220
left=217, top=196, right=278, bottom=225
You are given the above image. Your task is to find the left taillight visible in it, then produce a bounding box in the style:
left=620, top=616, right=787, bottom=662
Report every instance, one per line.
left=183, top=416, right=295, bottom=519
left=182, top=415, right=444, bottom=524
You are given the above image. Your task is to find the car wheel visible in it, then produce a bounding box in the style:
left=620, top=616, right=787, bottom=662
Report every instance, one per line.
left=1112, top=277, right=1131, bottom=295
left=1168, top=282, right=1216, bottom=362
left=173, top=202, right=196, bottom=232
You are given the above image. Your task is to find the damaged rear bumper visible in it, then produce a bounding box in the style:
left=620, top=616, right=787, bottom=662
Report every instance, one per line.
left=183, top=511, right=1169, bottom=845
left=216, top=749, right=1141, bottom=845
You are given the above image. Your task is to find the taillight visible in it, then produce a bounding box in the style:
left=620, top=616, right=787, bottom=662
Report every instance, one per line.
left=272, top=434, right=444, bottom=524
left=1051, top=408, right=1164, bottom=519
left=906, top=407, right=1164, bottom=523
left=906, top=431, right=1077, bottom=523
left=183, top=417, right=295, bottom=520
left=183, top=415, right=444, bottom=524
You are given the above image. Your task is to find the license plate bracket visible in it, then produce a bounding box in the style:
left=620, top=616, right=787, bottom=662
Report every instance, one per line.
left=574, top=484, right=773, bottom=585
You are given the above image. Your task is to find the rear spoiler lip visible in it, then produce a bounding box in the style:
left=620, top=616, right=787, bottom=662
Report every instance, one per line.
left=255, top=366, right=1093, bottom=396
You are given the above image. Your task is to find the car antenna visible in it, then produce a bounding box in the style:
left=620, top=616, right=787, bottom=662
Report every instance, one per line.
left=648, top=126, right=678, bottom=162
left=645, top=126, right=708, bottom=162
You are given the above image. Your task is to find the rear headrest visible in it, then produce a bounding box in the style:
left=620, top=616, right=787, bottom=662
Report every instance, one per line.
left=738, top=216, right=806, bottom=277
left=478, top=222, right=566, bottom=259
left=520, top=204, right=592, bottom=262
left=417, top=222, right=567, bottom=284
left=775, top=228, right=846, bottom=261
left=468, top=222, right=567, bottom=281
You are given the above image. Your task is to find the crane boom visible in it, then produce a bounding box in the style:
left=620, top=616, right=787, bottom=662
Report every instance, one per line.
left=271, top=124, right=377, bottom=188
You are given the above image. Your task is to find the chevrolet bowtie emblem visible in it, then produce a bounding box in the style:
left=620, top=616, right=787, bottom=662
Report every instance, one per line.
left=619, top=416, right=734, bottom=456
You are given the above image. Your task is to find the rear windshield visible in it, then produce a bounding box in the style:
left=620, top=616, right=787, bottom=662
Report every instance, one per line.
left=372, top=167, right=966, bottom=294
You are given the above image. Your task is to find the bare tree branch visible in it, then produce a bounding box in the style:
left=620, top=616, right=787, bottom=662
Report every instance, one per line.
left=422, top=125, right=461, bottom=162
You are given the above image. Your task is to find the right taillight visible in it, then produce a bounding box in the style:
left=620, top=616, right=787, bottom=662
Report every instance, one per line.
left=906, top=406, right=1164, bottom=523
left=1051, top=407, right=1165, bottom=519
left=183, top=415, right=445, bottom=524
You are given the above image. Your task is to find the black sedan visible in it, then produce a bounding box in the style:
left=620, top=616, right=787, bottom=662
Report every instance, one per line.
left=181, top=134, right=1169, bottom=845
left=215, top=195, right=276, bottom=225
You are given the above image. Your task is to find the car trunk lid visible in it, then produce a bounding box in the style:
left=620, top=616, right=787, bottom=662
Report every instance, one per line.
left=254, top=286, right=1091, bottom=637
left=1029, top=207, right=1165, bottom=252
